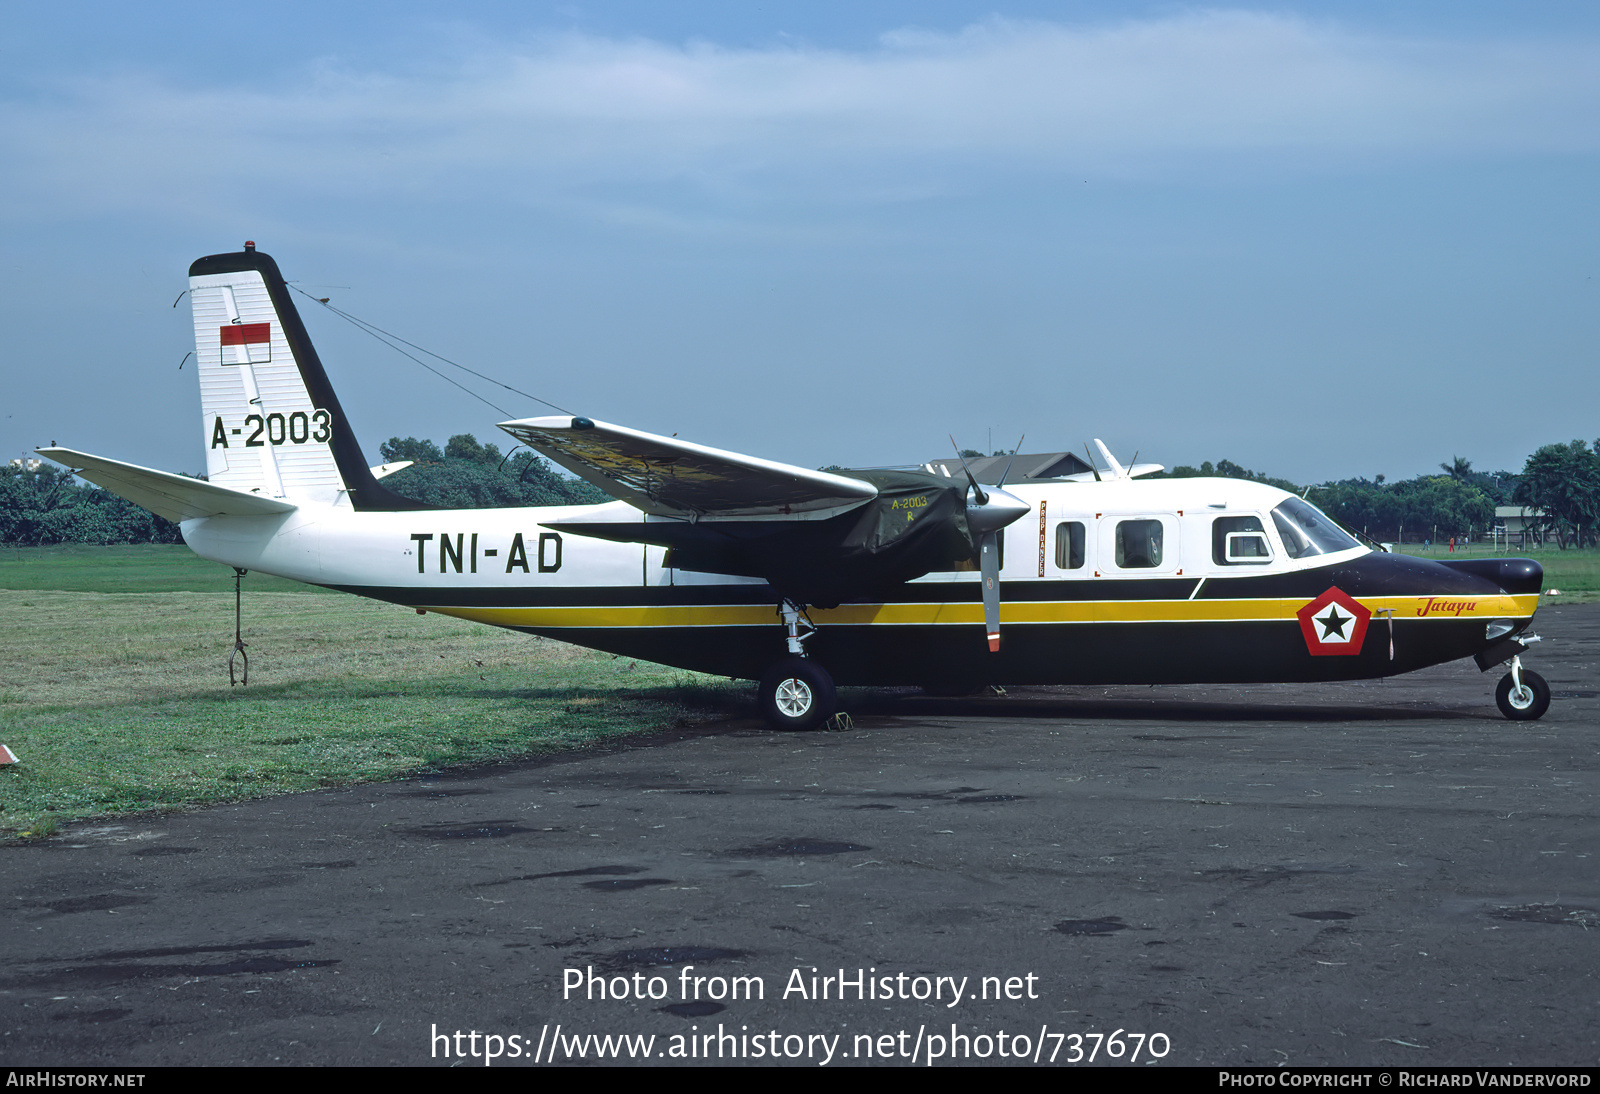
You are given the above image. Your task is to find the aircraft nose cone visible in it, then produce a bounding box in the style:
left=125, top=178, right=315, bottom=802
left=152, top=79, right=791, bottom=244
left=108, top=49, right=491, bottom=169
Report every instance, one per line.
left=1503, top=558, right=1543, bottom=596
left=967, top=487, right=1031, bottom=536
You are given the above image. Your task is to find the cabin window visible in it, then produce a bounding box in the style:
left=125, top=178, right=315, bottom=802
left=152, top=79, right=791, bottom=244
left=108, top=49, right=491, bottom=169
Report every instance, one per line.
left=1114, top=519, right=1163, bottom=568
left=1055, top=522, right=1085, bottom=570
left=1270, top=497, right=1360, bottom=559
left=1212, top=516, right=1272, bottom=565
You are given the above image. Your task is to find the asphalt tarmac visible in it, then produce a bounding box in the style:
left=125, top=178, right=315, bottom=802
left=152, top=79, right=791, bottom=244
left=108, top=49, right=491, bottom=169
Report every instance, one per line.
left=3, top=604, right=1596, bottom=1068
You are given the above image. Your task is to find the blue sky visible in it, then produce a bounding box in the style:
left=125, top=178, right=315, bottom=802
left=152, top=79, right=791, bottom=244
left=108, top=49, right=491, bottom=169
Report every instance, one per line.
left=4, top=3, right=1597, bottom=485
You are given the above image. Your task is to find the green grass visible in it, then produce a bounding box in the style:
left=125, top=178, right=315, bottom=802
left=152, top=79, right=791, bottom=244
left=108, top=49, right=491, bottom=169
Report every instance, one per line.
left=1394, top=543, right=1600, bottom=602
left=0, top=546, right=745, bottom=838
left=0, top=652, right=739, bottom=839
left=0, top=543, right=327, bottom=593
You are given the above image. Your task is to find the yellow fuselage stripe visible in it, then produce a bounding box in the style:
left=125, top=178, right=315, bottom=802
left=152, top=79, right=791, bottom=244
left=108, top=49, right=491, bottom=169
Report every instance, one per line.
left=423, top=593, right=1539, bottom=630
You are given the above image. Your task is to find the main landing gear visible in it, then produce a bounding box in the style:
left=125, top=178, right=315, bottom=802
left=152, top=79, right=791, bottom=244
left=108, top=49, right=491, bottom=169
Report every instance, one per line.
left=757, top=600, right=837, bottom=731
left=759, top=657, right=836, bottom=731
left=1495, top=655, right=1550, bottom=721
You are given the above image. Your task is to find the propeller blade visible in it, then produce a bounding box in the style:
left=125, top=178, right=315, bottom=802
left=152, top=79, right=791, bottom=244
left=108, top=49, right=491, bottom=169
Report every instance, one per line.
left=980, top=530, right=1001, bottom=652
left=996, top=434, right=1025, bottom=488
left=963, top=484, right=1027, bottom=652
left=947, top=438, right=1028, bottom=652
left=948, top=436, right=988, bottom=505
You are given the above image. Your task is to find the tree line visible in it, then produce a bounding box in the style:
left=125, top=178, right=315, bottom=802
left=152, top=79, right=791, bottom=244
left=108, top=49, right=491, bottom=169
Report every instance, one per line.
left=0, top=463, right=184, bottom=546
left=374, top=434, right=610, bottom=509
left=4, top=434, right=1597, bottom=549
left=1161, top=440, right=1600, bottom=548
left=0, top=434, right=608, bottom=546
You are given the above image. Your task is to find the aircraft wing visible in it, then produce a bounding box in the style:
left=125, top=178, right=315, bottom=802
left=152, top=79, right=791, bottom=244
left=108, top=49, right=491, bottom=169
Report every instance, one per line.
left=497, top=416, right=878, bottom=520
left=38, top=448, right=298, bottom=523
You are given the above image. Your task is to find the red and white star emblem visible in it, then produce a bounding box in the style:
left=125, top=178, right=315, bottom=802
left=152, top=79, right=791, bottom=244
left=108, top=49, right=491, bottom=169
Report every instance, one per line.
left=1296, top=587, right=1371, bottom=656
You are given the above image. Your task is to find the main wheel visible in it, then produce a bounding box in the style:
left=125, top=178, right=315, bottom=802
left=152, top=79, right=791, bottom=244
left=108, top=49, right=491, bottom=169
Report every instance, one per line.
left=1495, top=668, right=1551, bottom=721
left=758, top=657, right=836, bottom=731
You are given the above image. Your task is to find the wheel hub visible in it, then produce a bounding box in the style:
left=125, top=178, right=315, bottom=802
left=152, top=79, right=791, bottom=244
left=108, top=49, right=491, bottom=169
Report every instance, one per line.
left=775, top=677, right=813, bottom=717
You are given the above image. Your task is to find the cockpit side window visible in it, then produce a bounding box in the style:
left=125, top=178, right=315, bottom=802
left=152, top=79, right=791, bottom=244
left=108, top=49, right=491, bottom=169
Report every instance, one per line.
left=1270, top=497, right=1360, bottom=559
left=1212, top=515, right=1272, bottom=565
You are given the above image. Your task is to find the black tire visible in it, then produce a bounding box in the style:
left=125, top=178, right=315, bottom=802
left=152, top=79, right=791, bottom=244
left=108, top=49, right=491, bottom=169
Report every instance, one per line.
left=758, top=658, right=836, bottom=731
left=1495, top=668, right=1551, bottom=721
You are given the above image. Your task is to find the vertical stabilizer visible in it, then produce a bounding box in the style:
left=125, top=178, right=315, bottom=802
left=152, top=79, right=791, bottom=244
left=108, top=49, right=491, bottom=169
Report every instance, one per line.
left=1092, top=439, right=1129, bottom=480
left=188, top=244, right=426, bottom=511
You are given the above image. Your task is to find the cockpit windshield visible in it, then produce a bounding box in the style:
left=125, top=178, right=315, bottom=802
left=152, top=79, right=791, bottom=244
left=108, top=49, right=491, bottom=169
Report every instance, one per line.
left=1270, top=497, right=1361, bottom=559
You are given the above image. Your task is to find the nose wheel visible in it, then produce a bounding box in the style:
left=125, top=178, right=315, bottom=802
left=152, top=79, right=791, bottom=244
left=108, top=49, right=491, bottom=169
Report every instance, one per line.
left=759, top=657, right=836, bottom=731
left=1495, top=658, right=1550, bottom=721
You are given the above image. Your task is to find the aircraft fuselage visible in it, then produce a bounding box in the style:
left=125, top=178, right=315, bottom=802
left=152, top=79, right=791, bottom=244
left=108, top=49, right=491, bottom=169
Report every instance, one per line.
left=180, top=476, right=1539, bottom=690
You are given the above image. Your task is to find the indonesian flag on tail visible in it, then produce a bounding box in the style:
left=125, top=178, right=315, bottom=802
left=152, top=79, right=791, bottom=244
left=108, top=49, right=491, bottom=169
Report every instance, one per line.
left=220, top=322, right=271, bottom=365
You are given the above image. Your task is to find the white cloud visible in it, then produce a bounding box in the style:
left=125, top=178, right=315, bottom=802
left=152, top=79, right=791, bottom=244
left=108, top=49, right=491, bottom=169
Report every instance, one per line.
left=5, top=10, right=1600, bottom=220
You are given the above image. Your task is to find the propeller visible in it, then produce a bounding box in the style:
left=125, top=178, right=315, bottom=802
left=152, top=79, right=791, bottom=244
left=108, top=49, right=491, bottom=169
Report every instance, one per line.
left=950, top=438, right=1032, bottom=652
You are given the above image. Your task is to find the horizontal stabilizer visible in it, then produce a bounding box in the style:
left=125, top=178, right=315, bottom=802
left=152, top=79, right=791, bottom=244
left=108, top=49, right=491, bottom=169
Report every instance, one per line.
left=38, top=448, right=298, bottom=523
left=498, top=416, right=878, bottom=520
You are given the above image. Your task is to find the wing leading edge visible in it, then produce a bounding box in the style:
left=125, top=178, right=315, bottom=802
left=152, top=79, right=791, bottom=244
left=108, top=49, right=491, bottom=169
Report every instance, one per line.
left=497, top=416, right=878, bottom=520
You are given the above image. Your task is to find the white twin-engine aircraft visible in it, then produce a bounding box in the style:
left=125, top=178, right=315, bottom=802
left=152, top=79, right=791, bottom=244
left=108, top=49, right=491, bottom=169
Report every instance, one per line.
left=42, top=245, right=1549, bottom=729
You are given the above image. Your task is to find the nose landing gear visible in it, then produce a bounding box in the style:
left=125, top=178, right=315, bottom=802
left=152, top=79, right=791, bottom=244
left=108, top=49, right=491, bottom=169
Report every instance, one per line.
left=1495, top=655, right=1550, bottom=721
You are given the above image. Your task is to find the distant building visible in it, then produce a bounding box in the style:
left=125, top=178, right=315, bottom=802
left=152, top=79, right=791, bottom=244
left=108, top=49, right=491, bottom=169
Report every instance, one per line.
left=922, top=451, right=1096, bottom=484
left=7, top=458, right=41, bottom=472
left=1494, top=506, right=1546, bottom=536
